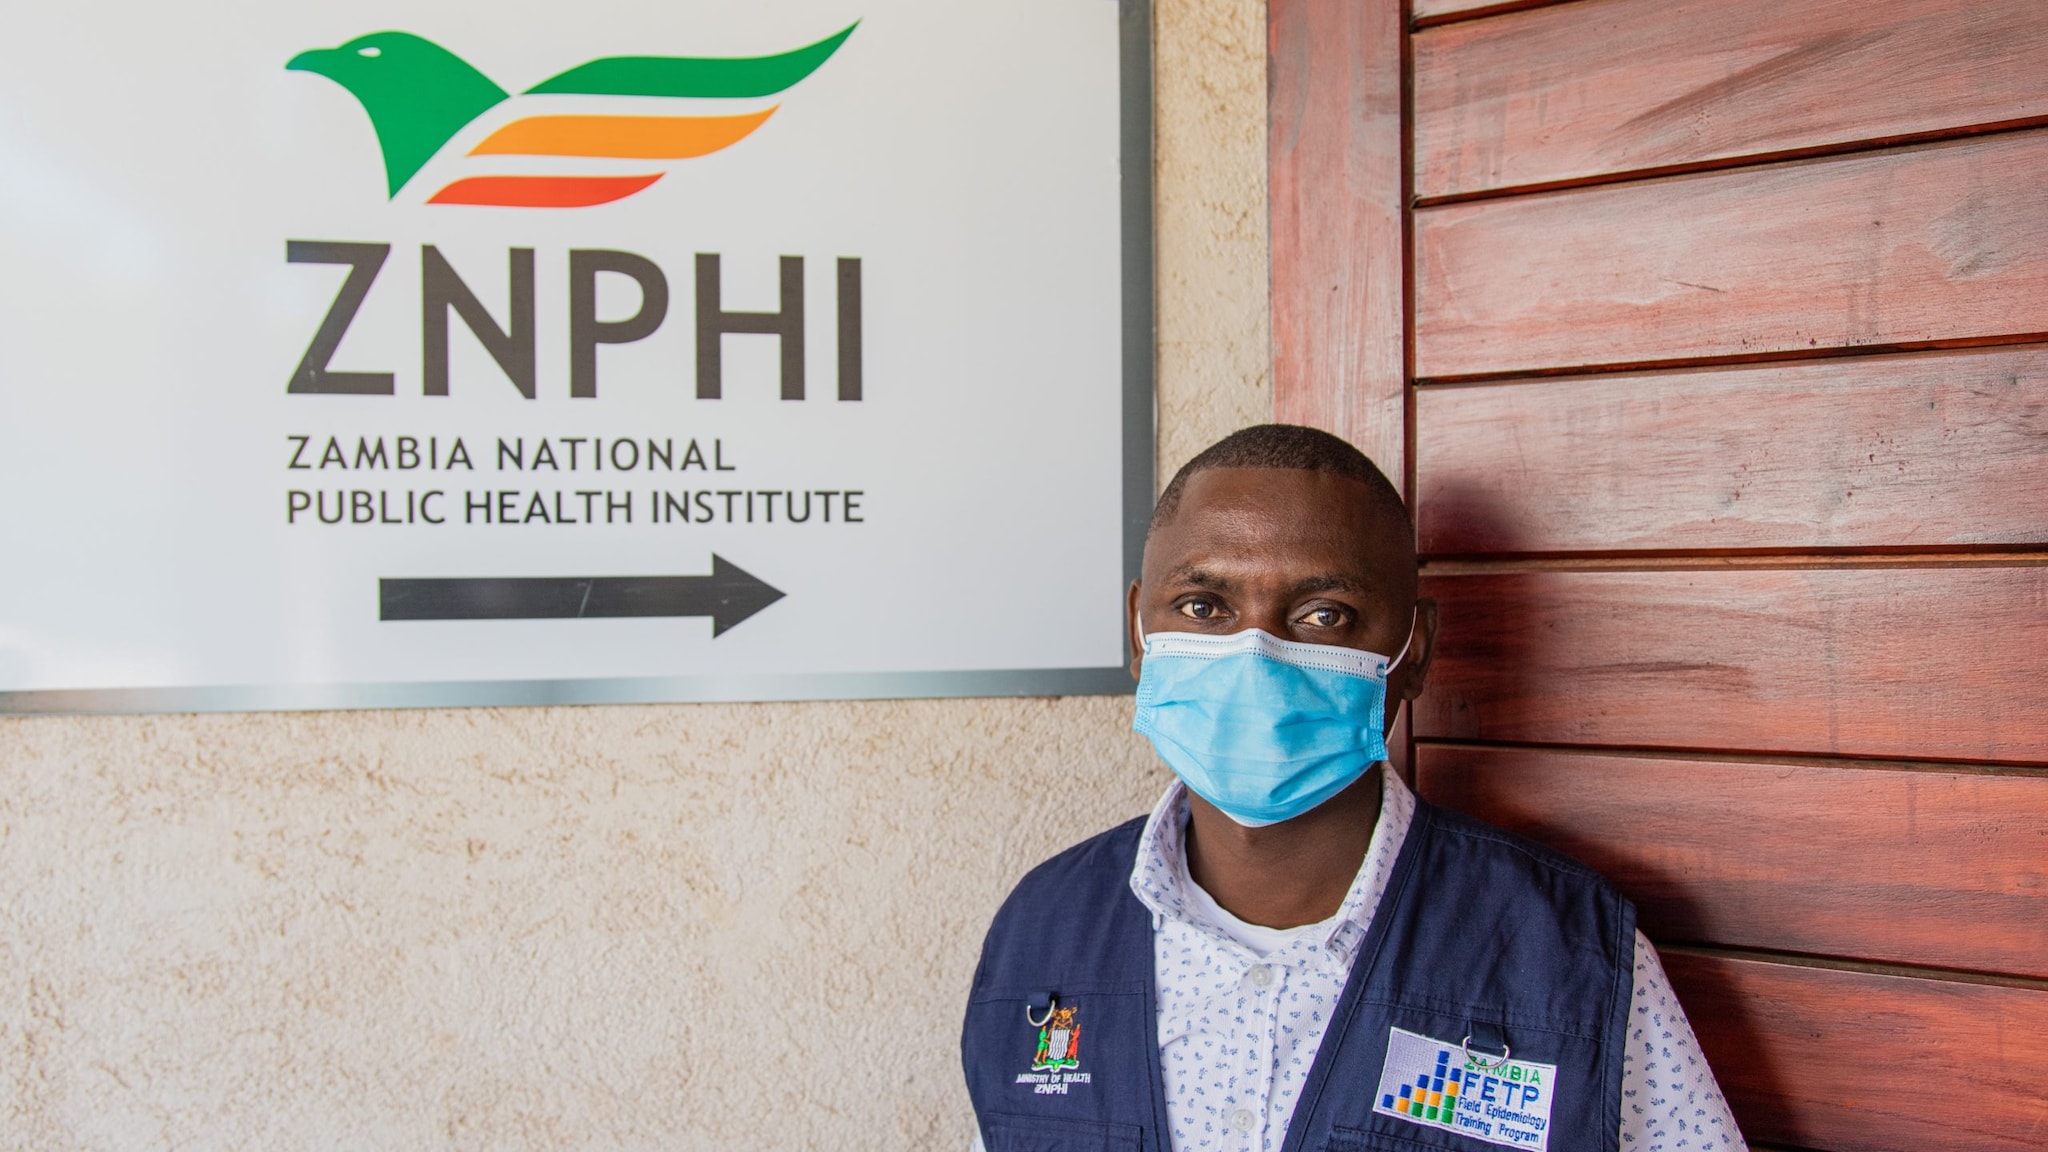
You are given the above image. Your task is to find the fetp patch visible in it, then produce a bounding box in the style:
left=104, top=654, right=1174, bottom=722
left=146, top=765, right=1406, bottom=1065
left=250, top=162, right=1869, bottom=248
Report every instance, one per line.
left=1371, top=1027, right=1558, bottom=1151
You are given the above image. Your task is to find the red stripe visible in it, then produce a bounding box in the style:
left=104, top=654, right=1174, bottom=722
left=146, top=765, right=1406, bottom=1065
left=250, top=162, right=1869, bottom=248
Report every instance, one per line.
left=427, top=174, right=663, bottom=208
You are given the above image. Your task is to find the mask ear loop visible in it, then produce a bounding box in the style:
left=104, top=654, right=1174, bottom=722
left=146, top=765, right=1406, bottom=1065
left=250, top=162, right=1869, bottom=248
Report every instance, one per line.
left=1378, top=606, right=1422, bottom=745
left=1383, top=605, right=1420, bottom=676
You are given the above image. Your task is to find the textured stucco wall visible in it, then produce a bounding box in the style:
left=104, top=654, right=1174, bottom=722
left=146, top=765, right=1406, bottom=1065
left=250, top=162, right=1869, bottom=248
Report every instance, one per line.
left=0, top=3, right=1270, bottom=1148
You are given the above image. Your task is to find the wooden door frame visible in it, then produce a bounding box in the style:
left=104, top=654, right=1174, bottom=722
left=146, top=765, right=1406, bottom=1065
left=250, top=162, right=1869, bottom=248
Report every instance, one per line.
left=1269, top=0, right=1409, bottom=491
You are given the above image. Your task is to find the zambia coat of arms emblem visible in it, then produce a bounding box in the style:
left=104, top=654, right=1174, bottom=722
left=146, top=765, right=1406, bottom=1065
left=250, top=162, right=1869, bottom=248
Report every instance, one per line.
left=1031, top=1005, right=1081, bottom=1071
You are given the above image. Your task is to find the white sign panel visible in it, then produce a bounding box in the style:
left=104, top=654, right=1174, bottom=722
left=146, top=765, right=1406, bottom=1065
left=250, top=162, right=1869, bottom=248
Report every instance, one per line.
left=0, top=0, right=1152, bottom=712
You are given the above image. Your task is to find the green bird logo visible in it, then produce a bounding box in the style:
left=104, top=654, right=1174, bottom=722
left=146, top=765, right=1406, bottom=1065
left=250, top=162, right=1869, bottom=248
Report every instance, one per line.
left=287, top=23, right=856, bottom=207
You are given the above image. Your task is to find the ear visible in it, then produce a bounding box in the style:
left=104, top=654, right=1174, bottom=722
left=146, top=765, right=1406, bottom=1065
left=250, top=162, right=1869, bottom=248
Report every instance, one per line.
left=1392, top=597, right=1439, bottom=703
left=1126, top=579, right=1145, bottom=680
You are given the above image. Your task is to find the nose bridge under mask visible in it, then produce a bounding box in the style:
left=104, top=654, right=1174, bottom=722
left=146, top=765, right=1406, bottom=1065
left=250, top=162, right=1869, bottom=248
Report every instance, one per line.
left=1138, top=606, right=1418, bottom=673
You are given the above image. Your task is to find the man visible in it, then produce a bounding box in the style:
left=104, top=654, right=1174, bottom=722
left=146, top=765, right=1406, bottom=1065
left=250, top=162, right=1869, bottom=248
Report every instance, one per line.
left=963, top=426, right=1742, bottom=1152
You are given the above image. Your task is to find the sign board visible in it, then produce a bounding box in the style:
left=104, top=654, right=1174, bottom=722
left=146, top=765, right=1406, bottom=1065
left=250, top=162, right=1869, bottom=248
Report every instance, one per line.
left=0, top=0, right=1152, bottom=712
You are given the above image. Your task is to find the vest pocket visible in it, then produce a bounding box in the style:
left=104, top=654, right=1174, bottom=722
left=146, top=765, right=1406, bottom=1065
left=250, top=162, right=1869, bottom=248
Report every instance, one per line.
left=982, top=1112, right=1141, bottom=1152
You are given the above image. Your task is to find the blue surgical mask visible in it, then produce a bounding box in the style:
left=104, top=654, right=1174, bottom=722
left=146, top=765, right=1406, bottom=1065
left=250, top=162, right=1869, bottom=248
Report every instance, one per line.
left=1132, top=626, right=1410, bottom=827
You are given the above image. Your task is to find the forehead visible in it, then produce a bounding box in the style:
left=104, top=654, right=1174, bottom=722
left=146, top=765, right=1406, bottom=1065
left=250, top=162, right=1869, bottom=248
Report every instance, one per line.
left=1145, top=467, right=1404, bottom=585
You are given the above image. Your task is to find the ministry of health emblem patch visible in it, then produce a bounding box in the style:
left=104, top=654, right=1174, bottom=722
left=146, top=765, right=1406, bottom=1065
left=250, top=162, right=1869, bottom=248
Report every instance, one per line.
left=1015, top=1000, right=1089, bottom=1093
left=1032, top=1005, right=1081, bottom=1071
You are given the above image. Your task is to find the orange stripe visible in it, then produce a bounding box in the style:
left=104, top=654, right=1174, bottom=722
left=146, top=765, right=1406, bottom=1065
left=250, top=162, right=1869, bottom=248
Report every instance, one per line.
left=427, top=174, right=663, bottom=208
left=468, top=109, right=778, bottom=160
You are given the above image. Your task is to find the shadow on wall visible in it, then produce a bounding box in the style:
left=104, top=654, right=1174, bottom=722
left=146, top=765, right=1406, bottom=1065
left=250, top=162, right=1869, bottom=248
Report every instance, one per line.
left=1410, top=480, right=1786, bottom=1135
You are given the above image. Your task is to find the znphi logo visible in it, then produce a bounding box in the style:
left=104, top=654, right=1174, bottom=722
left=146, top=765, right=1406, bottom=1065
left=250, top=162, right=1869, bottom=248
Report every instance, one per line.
left=287, top=24, right=855, bottom=207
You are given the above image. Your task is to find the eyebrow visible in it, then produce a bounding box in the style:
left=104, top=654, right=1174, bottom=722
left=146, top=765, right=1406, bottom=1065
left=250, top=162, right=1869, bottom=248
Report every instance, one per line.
left=1291, top=574, right=1373, bottom=598
left=1164, top=564, right=1230, bottom=589
left=1161, top=566, right=1373, bottom=598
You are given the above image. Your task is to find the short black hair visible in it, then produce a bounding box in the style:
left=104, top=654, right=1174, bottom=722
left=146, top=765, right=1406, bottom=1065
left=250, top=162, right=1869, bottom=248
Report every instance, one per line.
left=1149, top=423, right=1409, bottom=535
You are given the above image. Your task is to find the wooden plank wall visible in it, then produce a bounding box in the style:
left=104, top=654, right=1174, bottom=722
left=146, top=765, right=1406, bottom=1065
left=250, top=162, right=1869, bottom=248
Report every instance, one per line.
left=1273, top=2, right=2048, bottom=1150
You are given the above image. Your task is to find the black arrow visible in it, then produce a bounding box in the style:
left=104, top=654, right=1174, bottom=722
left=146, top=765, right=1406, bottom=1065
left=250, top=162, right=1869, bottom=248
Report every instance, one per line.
left=379, top=555, right=785, bottom=636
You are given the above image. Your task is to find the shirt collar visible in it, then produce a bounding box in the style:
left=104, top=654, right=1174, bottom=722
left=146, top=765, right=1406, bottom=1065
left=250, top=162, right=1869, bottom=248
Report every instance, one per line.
left=1128, top=767, right=1417, bottom=963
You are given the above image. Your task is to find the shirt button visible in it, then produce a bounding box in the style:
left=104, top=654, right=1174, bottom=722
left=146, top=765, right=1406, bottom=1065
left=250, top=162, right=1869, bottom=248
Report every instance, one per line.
left=1231, top=1108, right=1256, bottom=1133
left=1247, top=965, right=1274, bottom=989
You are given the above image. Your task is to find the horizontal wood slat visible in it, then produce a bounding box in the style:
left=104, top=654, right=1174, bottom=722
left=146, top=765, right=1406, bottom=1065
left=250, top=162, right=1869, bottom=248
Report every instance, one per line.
left=1414, top=0, right=2048, bottom=200
left=1415, top=746, right=2048, bottom=977
left=1413, top=131, right=2048, bottom=378
left=1664, top=951, right=2048, bottom=1152
left=1413, top=567, right=2048, bottom=761
left=1414, top=345, right=2048, bottom=554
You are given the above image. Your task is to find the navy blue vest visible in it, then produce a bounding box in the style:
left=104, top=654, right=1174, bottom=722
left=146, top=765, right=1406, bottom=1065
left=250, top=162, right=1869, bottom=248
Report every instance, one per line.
left=962, top=798, right=1636, bottom=1152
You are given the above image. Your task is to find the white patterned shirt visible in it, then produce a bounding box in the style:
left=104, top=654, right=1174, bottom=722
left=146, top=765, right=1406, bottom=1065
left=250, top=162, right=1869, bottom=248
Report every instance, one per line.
left=970, top=769, right=1744, bottom=1152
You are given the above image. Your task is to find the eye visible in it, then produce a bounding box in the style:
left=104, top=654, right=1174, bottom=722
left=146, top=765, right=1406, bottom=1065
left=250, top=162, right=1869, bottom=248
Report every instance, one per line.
left=358, top=46, right=382, bottom=58
left=1176, top=599, right=1220, bottom=621
left=1295, top=604, right=1349, bottom=629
